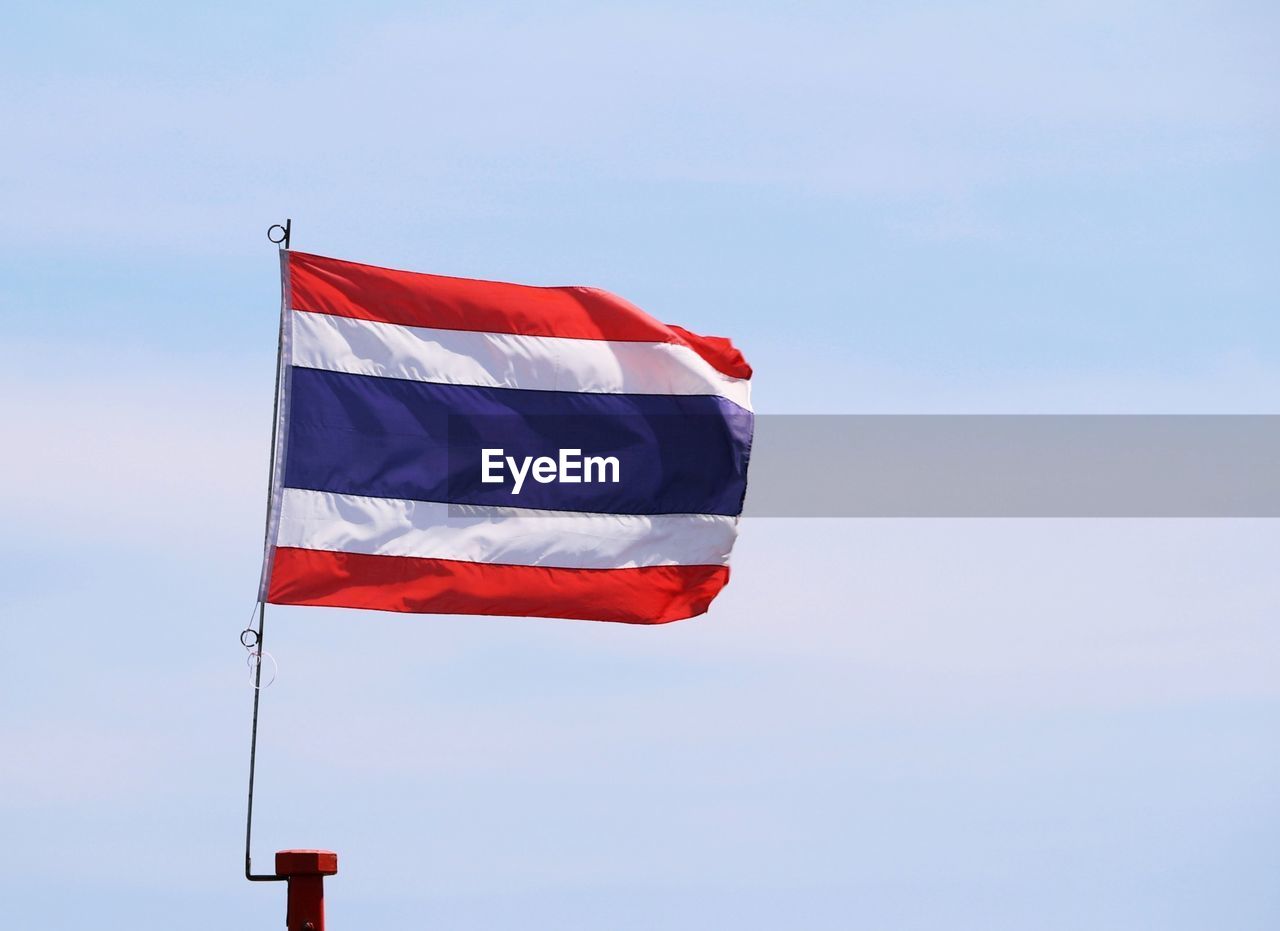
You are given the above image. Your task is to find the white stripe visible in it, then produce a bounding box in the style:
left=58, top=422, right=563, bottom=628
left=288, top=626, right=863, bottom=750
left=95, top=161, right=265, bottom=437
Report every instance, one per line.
left=290, top=310, right=752, bottom=411
left=277, top=488, right=738, bottom=569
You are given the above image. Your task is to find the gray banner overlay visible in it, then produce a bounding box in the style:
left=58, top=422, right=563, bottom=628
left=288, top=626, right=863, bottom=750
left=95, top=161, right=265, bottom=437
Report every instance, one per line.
left=744, top=416, right=1279, bottom=517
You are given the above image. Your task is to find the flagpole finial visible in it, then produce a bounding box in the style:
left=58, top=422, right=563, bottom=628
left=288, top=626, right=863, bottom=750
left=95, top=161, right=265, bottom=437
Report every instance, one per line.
left=267, top=219, right=292, bottom=249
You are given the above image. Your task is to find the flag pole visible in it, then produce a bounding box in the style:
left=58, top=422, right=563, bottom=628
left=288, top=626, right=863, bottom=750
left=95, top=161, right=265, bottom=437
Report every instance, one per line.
left=244, top=219, right=292, bottom=882
left=243, top=601, right=281, bottom=881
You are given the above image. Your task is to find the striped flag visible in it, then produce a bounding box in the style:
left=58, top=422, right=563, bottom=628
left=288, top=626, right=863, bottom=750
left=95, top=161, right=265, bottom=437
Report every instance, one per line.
left=258, top=251, right=753, bottom=624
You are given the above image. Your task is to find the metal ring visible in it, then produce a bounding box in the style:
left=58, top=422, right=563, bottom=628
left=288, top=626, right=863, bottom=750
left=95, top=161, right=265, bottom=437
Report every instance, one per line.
left=247, top=650, right=278, bottom=689
left=240, top=628, right=260, bottom=649
left=267, top=224, right=289, bottom=244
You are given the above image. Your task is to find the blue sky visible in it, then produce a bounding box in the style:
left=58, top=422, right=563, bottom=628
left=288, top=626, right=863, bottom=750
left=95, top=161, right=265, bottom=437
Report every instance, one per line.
left=2, top=3, right=1277, bottom=929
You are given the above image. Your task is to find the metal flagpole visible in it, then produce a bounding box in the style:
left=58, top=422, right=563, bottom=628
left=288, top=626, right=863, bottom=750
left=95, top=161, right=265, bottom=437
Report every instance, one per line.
left=243, top=219, right=292, bottom=882
left=243, top=602, right=281, bottom=882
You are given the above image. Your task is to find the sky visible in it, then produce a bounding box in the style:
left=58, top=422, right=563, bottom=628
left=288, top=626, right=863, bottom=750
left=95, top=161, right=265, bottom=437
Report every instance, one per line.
left=1, top=2, right=1278, bottom=928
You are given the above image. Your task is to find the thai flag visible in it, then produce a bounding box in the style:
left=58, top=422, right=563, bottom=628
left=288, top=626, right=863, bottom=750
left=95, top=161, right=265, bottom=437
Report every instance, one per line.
left=258, top=251, right=753, bottom=624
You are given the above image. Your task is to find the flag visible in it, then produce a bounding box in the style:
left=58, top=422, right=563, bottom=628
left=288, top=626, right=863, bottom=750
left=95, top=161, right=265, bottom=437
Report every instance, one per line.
left=258, top=251, right=753, bottom=623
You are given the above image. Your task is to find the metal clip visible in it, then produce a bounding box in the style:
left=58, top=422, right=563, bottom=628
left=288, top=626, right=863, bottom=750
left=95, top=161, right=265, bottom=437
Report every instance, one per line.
left=267, top=218, right=292, bottom=249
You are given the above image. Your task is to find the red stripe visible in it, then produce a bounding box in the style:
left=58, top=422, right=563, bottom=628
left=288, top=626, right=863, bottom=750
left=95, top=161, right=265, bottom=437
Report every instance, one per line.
left=267, top=547, right=730, bottom=624
left=287, top=251, right=752, bottom=380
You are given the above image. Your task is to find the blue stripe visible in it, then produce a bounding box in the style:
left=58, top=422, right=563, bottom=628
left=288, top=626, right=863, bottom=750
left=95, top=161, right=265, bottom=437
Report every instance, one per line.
left=283, top=367, right=753, bottom=515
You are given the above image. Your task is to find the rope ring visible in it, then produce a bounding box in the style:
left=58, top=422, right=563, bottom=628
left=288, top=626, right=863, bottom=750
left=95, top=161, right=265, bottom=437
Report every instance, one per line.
left=246, top=650, right=278, bottom=689
left=240, top=628, right=260, bottom=649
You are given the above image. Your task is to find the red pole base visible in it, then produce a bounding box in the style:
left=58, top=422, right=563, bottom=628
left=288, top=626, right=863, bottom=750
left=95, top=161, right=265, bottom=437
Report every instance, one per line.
left=276, top=850, right=338, bottom=931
